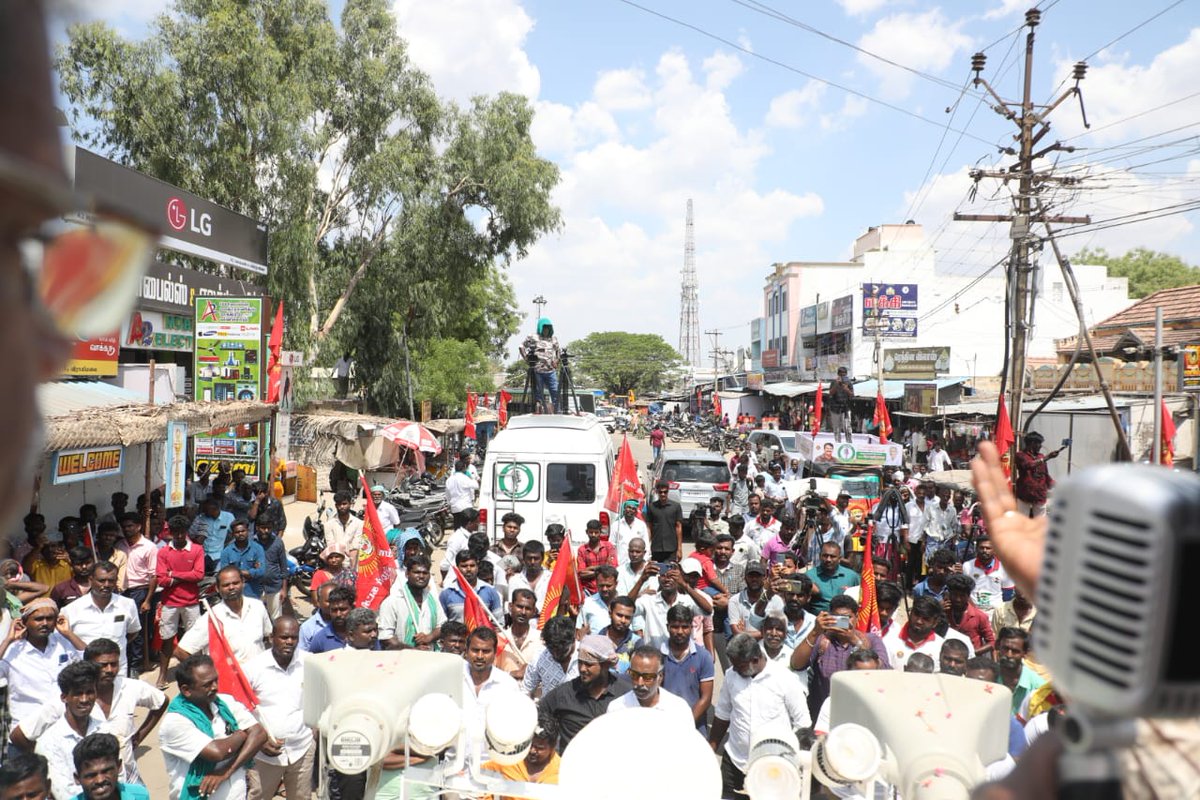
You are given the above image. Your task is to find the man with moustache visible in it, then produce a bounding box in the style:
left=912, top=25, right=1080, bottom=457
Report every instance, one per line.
left=379, top=555, right=443, bottom=650
left=246, top=618, right=312, bottom=800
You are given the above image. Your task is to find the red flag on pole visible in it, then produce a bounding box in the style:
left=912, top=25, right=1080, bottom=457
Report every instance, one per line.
left=856, top=538, right=882, bottom=636
left=604, top=435, right=646, bottom=516
left=873, top=390, right=892, bottom=443
left=208, top=615, right=259, bottom=710
left=539, top=537, right=583, bottom=627
left=356, top=475, right=397, bottom=610
left=994, top=395, right=1015, bottom=478
left=713, top=393, right=722, bottom=419
left=1162, top=399, right=1176, bottom=466
left=811, top=382, right=824, bottom=436
left=498, top=389, right=512, bottom=428
left=266, top=300, right=284, bottom=404
left=464, top=392, right=478, bottom=440
left=450, top=565, right=505, bottom=657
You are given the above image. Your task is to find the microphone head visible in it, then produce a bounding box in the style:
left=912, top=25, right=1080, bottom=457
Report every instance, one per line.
left=1036, top=464, right=1200, bottom=719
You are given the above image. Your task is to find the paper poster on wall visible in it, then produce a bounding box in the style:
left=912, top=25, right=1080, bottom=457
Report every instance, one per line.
left=194, top=297, right=263, bottom=476
left=165, top=421, right=188, bottom=507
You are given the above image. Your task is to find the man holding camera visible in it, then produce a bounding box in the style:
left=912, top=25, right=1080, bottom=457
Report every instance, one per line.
left=518, top=318, right=561, bottom=414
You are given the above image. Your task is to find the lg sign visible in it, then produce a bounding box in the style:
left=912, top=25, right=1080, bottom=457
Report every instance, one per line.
left=166, top=197, right=212, bottom=237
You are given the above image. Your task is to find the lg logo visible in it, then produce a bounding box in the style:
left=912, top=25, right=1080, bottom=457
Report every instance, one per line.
left=166, top=197, right=213, bottom=237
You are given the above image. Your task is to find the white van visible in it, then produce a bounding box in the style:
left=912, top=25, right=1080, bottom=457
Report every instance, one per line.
left=480, top=415, right=616, bottom=546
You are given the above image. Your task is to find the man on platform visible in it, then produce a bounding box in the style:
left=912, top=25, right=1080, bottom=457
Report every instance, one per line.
left=1013, top=431, right=1064, bottom=517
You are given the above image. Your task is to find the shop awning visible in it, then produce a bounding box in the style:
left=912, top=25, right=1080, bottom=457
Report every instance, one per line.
left=44, top=397, right=275, bottom=451
left=852, top=378, right=968, bottom=400
left=760, top=381, right=820, bottom=397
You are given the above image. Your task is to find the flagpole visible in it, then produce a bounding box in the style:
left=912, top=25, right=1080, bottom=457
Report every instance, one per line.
left=450, top=565, right=529, bottom=667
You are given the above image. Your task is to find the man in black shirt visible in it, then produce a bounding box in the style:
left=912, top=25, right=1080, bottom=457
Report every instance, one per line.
left=539, top=635, right=631, bottom=751
left=643, top=480, right=683, bottom=563
left=828, top=367, right=853, bottom=442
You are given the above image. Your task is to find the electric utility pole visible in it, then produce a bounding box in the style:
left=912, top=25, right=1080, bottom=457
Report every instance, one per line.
left=705, top=329, right=724, bottom=398
left=954, top=7, right=1091, bottom=463
left=532, top=295, right=547, bottom=321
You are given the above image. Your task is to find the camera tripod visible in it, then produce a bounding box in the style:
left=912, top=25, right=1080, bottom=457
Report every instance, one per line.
left=520, top=349, right=579, bottom=415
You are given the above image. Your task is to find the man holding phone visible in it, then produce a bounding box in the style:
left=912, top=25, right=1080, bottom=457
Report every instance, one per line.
left=790, top=594, right=889, bottom=713
left=1013, top=432, right=1066, bottom=518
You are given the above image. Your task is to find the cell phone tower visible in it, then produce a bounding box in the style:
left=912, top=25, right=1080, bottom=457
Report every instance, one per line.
left=679, top=199, right=701, bottom=367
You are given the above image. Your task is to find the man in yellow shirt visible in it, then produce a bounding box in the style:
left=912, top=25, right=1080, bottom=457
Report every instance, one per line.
left=482, top=715, right=561, bottom=800
left=22, top=532, right=72, bottom=588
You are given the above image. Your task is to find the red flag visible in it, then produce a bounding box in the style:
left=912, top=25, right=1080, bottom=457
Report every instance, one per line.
left=266, top=300, right=284, bottom=403
left=604, top=435, right=646, bottom=516
left=208, top=615, right=259, bottom=710
left=539, top=537, right=583, bottom=627
left=450, top=565, right=504, bottom=657
left=811, top=382, right=823, bottom=436
left=713, top=393, right=722, bottom=418
left=873, top=390, right=892, bottom=443
left=356, top=475, right=397, bottom=610
left=464, top=392, right=478, bottom=440
left=994, top=395, right=1015, bottom=478
left=498, top=389, right=513, bottom=428
left=856, top=538, right=882, bottom=635
left=82, top=523, right=97, bottom=559
left=1162, top=399, right=1176, bottom=466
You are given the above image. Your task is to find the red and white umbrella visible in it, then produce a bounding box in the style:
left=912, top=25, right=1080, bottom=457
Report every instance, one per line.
left=379, top=420, right=443, bottom=454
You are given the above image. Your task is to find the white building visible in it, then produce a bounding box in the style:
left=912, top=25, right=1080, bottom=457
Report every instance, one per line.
left=763, top=223, right=1132, bottom=382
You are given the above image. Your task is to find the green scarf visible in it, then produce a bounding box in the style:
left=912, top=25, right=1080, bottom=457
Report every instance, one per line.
left=167, top=693, right=244, bottom=799
left=401, top=582, right=436, bottom=647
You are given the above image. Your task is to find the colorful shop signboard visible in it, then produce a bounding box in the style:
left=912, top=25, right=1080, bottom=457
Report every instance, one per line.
left=796, top=433, right=904, bottom=466
left=121, top=310, right=194, bottom=352
left=52, top=446, right=124, bottom=484
left=62, top=335, right=119, bottom=377
left=193, top=297, right=263, bottom=477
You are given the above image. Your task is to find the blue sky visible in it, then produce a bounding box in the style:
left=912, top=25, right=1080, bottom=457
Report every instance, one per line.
left=60, top=0, right=1200, bottom=361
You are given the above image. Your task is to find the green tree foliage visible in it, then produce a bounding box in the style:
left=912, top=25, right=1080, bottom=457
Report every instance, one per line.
left=409, top=339, right=496, bottom=418
left=1074, top=247, right=1200, bottom=298
left=57, top=0, right=558, bottom=415
left=567, top=332, right=683, bottom=396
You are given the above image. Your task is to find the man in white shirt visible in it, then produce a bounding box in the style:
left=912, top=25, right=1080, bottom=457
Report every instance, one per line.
left=904, top=484, right=931, bottom=589
left=709, top=634, right=811, bottom=798
left=880, top=596, right=946, bottom=671
left=0, top=598, right=85, bottom=728
left=462, top=627, right=521, bottom=738
left=962, top=537, right=1014, bottom=613
left=609, top=502, right=648, bottom=566
left=616, top=538, right=657, bottom=598
left=62, top=562, right=141, bottom=676
left=507, top=541, right=551, bottom=612
left=246, top=617, right=313, bottom=800
left=631, top=566, right=712, bottom=650
left=160, top=654, right=265, bottom=800
left=744, top=500, right=782, bottom=549
left=35, top=661, right=108, bottom=800
left=175, top=566, right=273, bottom=666
left=605, top=645, right=694, bottom=727
left=379, top=554, right=444, bottom=650
left=370, top=485, right=401, bottom=532
left=927, top=441, right=953, bottom=472
left=446, top=458, right=479, bottom=529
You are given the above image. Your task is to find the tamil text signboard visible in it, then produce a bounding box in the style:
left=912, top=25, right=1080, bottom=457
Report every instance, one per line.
left=62, top=335, right=119, bottom=377
left=862, top=283, right=918, bottom=338
left=883, top=346, right=950, bottom=380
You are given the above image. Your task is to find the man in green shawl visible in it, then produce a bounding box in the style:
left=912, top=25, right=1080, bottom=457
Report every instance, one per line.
left=158, top=655, right=265, bottom=799
left=379, top=555, right=444, bottom=650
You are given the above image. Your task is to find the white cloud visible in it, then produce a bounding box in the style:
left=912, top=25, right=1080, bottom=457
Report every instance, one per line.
left=593, top=68, right=653, bottom=112
left=820, top=95, right=870, bottom=132
left=702, top=51, right=745, bottom=91
left=1051, top=28, right=1200, bottom=144
left=857, top=10, right=973, bottom=98
left=765, top=82, right=827, bottom=129
left=983, top=0, right=1028, bottom=21
left=392, top=0, right=540, bottom=103
left=836, top=0, right=889, bottom=16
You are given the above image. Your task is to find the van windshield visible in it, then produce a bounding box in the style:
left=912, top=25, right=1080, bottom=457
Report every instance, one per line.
left=661, top=460, right=730, bottom=484
left=776, top=434, right=797, bottom=450
left=547, top=463, right=595, bottom=503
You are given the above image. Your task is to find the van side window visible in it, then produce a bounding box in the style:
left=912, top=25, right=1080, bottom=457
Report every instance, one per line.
left=547, top=464, right=595, bottom=503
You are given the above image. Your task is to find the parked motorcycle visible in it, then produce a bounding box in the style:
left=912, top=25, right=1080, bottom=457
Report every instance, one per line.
left=289, top=496, right=328, bottom=596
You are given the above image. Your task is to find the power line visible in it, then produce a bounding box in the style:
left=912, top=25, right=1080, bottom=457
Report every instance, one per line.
left=729, top=0, right=968, bottom=92
left=1062, top=88, right=1200, bottom=142
left=1081, top=0, right=1187, bottom=62
left=615, top=0, right=997, bottom=146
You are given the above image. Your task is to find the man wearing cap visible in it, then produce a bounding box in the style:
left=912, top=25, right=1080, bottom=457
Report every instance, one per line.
left=370, top=485, right=401, bottom=533
left=539, top=635, right=631, bottom=752
left=609, top=501, right=647, bottom=567
left=0, top=598, right=85, bottom=732
left=644, top=481, right=683, bottom=563
left=1013, top=432, right=1064, bottom=518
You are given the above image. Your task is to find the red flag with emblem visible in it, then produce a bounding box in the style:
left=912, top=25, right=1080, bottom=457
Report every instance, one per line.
left=208, top=615, right=259, bottom=710
left=266, top=300, right=284, bottom=403
left=994, top=395, right=1015, bottom=478
left=356, top=475, right=397, bottom=610
left=1162, top=398, right=1176, bottom=466
left=856, top=539, right=882, bottom=635
left=604, top=435, right=645, bottom=516
left=713, top=392, right=722, bottom=418
left=811, top=382, right=823, bottom=436
left=464, top=392, right=478, bottom=440
left=498, top=389, right=513, bottom=428
left=539, top=537, right=583, bottom=627
left=450, top=565, right=505, bottom=657
left=873, top=390, right=892, bottom=443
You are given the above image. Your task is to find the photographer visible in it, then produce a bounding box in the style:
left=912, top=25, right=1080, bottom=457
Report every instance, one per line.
left=827, top=366, right=854, bottom=442
left=518, top=318, right=561, bottom=414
